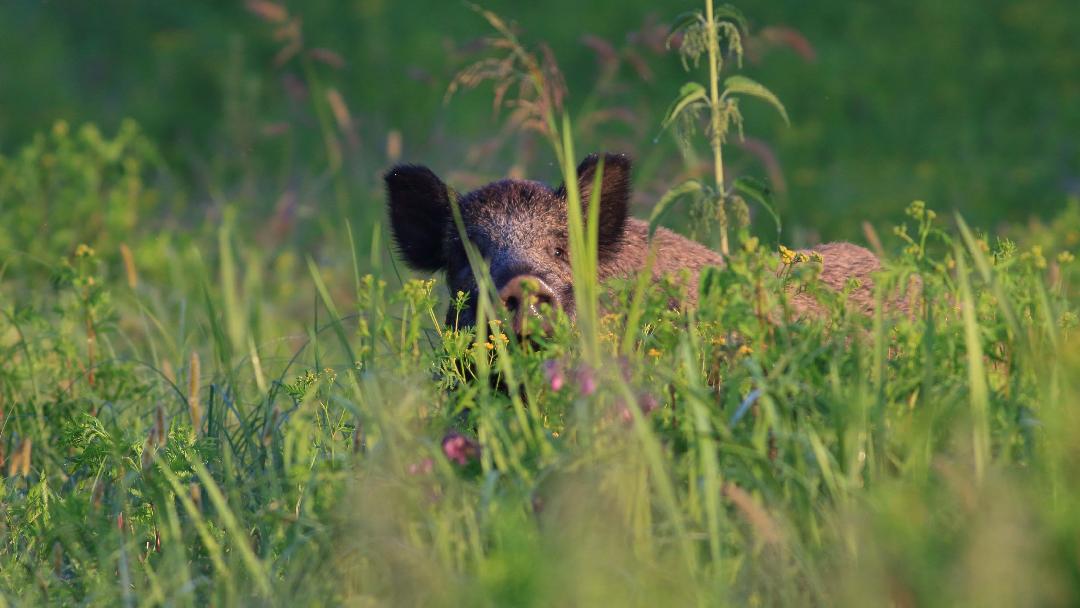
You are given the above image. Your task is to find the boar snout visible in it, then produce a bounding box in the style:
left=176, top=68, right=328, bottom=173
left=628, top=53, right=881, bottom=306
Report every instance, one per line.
left=499, top=275, right=558, bottom=336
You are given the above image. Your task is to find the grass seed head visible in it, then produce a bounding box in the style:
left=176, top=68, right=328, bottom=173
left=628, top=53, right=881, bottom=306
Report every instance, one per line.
left=188, top=352, right=201, bottom=436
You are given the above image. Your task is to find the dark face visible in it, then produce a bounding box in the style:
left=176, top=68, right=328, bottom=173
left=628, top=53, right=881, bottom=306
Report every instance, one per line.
left=385, top=153, right=632, bottom=332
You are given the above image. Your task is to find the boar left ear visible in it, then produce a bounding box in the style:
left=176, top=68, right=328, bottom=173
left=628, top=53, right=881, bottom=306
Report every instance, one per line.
left=557, top=153, right=632, bottom=251
left=385, top=164, right=452, bottom=272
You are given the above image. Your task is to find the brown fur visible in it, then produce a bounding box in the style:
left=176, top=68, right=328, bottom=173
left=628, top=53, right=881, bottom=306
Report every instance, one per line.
left=599, top=220, right=896, bottom=317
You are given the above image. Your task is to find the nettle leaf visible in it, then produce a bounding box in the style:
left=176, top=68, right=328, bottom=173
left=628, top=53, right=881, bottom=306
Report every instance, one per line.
left=661, top=82, right=708, bottom=132
left=666, top=11, right=705, bottom=48
left=649, top=179, right=705, bottom=239
left=723, top=75, right=790, bottom=125
left=713, top=4, right=749, bottom=32
left=733, top=175, right=782, bottom=238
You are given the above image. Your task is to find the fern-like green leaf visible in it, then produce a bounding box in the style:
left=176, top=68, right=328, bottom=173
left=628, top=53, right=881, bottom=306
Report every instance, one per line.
left=722, top=75, right=790, bottom=125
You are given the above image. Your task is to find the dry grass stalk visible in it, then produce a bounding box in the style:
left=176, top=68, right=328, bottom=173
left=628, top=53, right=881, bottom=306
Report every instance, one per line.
left=445, top=6, right=566, bottom=140
left=119, top=243, right=138, bottom=289
left=245, top=0, right=288, bottom=23
left=723, top=482, right=784, bottom=546
left=188, top=352, right=202, bottom=435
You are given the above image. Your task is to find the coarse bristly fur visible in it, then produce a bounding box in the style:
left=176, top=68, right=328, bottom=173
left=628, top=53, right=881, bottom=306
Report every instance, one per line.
left=385, top=152, right=902, bottom=329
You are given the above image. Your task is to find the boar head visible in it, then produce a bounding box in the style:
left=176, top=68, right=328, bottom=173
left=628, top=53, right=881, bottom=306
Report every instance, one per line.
left=385, top=153, right=632, bottom=332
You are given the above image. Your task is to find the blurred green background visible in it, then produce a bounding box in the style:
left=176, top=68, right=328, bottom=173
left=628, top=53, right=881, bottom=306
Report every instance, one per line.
left=1, top=0, right=1077, bottom=243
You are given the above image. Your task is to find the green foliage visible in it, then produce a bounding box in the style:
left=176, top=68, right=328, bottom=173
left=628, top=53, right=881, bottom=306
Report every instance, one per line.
left=1, top=1, right=1079, bottom=605
left=722, top=74, right=789, bottom=125
left=1, top=118, right=1079, bottom=604
left=0, top=120, right=160, bottom=265
left=2, top=1, right=1077, bottom=238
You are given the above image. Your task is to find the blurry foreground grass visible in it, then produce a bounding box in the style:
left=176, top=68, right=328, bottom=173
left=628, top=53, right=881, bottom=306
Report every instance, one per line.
left=1, top=122, right=1079, bottom=606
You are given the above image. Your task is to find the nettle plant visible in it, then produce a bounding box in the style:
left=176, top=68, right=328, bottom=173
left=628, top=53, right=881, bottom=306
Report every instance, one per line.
left=659, top=1, right=790, bottom=256
left=441, top=3, right=807, bottom=372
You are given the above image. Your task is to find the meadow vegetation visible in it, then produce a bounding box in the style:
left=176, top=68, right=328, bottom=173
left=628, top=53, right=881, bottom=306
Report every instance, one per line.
left=1, top=1, right=1079, bottom=605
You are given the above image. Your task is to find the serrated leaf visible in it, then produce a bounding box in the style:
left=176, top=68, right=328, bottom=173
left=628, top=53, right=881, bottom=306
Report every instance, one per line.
left=733, top=176, right=782, bottom=238
left=713, top=4, right=749, bottom=31
left=723, top=75, right=790, bottom=125
left=666, top=11, right=705, bottom=48
left=648, top=179, right=705, bottom=239
left=660, top=82, right=708, bottom=132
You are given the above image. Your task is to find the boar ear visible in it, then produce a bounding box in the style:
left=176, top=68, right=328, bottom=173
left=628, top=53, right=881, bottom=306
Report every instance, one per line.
left=384, top=164, right=452, bottom=272
left=557, top=153, right=632, bottom=250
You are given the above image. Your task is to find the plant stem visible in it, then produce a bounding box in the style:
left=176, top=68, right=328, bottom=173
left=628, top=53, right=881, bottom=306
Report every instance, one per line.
left=705, top=0, right=729, bottom=257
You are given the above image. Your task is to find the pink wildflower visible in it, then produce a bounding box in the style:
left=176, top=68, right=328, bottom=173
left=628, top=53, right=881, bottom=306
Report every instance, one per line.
left=543, top=359, right=565, bottom=392
left=441, top=432, right=480, bottom=466
left=407, top=458, right=434, bottom=476
left=575, top=366, right=597, bottom=396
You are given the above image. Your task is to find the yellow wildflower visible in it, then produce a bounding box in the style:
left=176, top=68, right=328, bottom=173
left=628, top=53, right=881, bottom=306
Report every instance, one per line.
left=1030, top=245, right=1047, bottom=269
left=779, top=245, right=796, bottom=265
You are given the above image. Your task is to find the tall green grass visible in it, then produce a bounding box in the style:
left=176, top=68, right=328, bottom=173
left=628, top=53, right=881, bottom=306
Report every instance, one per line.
left=1, top=116, right=1078, bottom=605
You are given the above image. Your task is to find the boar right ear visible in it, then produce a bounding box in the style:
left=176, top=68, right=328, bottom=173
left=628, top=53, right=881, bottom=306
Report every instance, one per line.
left=384, top=164, right=452, bottom=272
left=557, top=153, right=632, bottom=253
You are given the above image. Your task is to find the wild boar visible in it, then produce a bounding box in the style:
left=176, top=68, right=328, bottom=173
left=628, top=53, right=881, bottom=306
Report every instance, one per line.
left=385, top=152, right=891, bottom=332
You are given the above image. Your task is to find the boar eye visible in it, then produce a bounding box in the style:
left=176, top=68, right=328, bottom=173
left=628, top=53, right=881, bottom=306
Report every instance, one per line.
left=553, top=247, right=566, bottom=259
